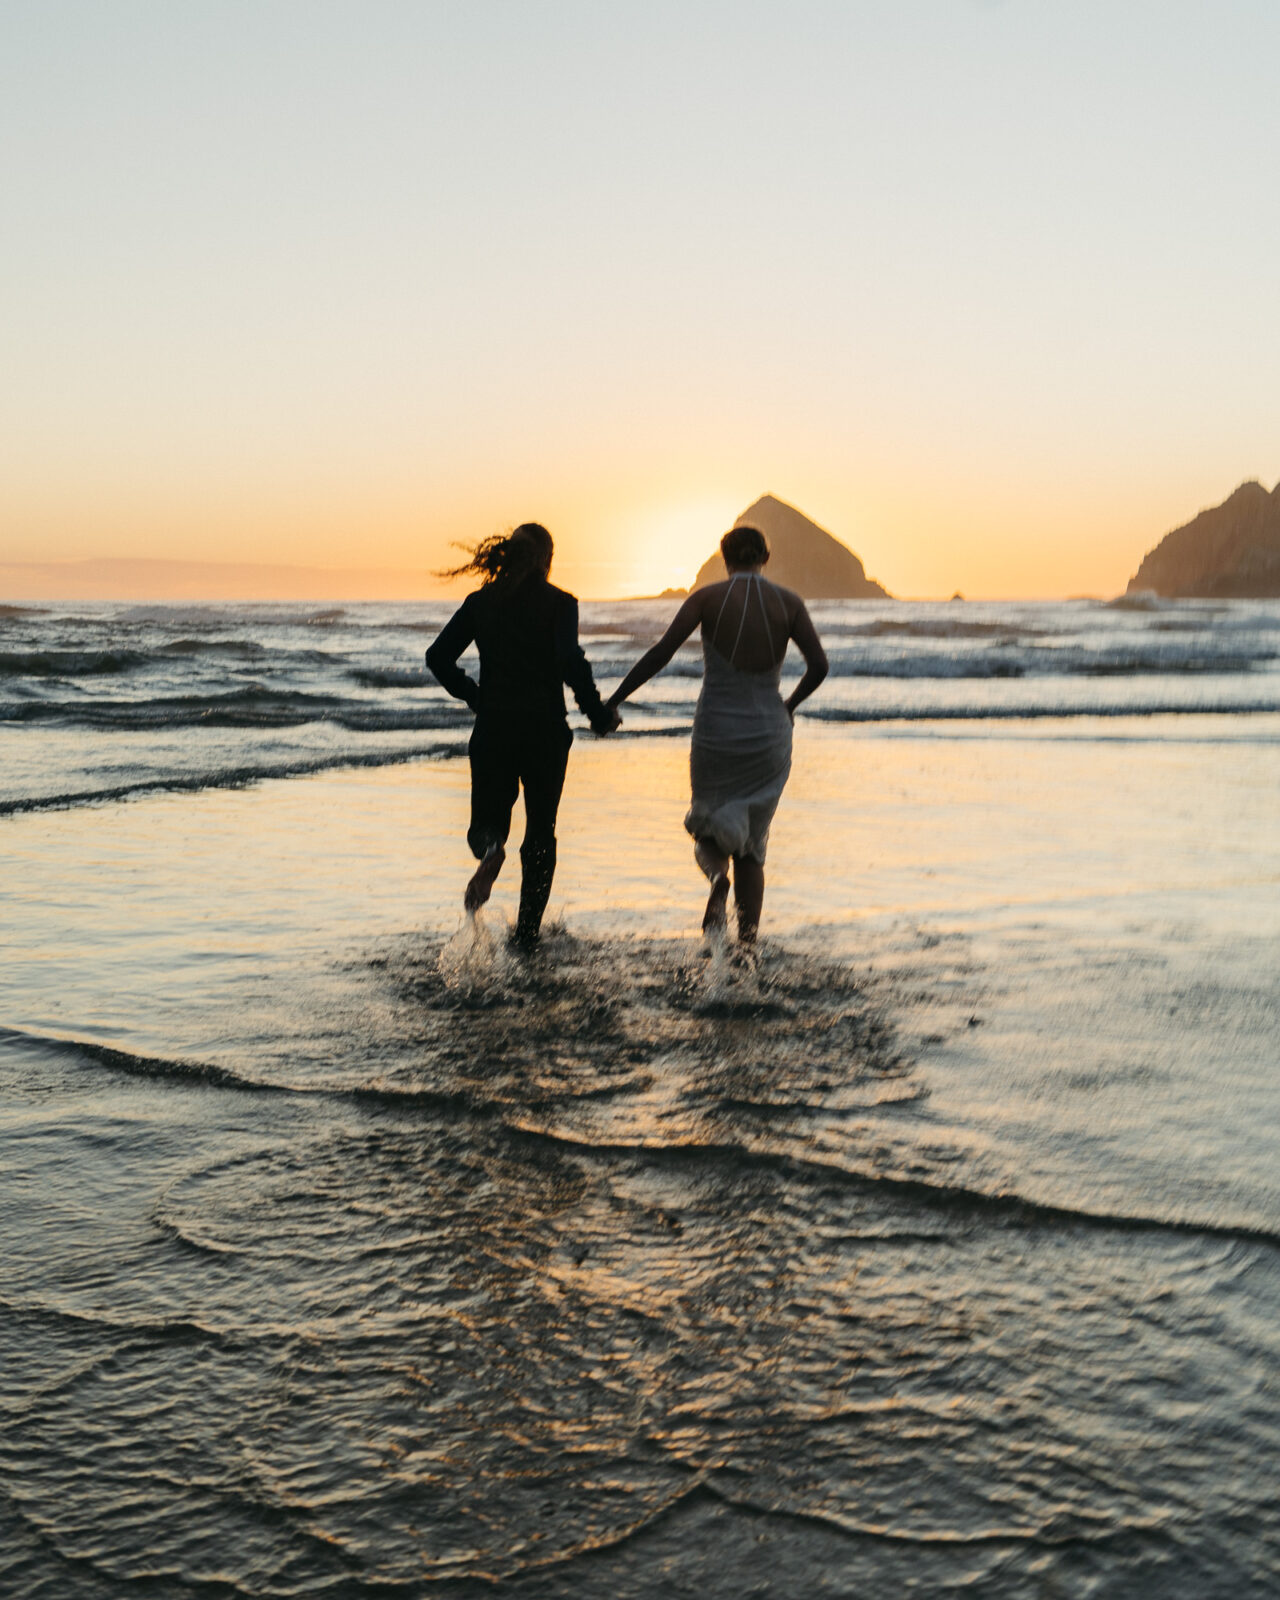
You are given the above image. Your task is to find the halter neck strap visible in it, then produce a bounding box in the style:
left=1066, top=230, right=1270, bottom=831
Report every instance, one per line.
left=713, top=572, right=773, bottom=667
left=755, top=572, right=776, bottom=657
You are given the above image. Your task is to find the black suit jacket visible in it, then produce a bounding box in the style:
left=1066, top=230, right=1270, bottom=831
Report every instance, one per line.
left=425, top=576, right=610, bottom=734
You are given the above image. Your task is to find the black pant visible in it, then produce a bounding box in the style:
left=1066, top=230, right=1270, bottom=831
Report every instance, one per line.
left=468, top=714, right=572, bottom=942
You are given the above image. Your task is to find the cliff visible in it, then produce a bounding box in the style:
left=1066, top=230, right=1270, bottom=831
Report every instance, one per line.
left=692, top=495, right=890, bottom=599
left=1126, top=480, right=1280, bottom=598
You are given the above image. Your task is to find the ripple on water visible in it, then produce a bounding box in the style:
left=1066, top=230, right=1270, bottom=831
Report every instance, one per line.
left=2, top=937, right=1279, bottom=1594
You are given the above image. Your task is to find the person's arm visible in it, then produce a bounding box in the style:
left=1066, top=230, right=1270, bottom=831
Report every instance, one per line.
left=555, top=595, right=616, bottom=734
left=424, top=596, right=481, bottom=711
left=608, top=592, right=706, bottom=707
left=783, top=600, right=828, bottom=719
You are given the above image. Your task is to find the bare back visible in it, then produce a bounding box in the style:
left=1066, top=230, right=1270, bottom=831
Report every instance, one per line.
left=700, top=573, right=799, bottom=674
left=606, top=566, right=827, bottom=723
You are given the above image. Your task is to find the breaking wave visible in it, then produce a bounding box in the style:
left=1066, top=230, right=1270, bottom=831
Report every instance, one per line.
left=806, top=698, right=1280, bottom=722
left=3, top=597, right=1278, bottom=818
left=0, top=741, right=464, bottom=815
left=0, top=686, right=472, bottom=731
left=0, top=647, right=152, bottom=677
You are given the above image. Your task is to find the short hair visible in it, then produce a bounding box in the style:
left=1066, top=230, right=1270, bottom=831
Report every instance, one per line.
left=720, top=525, right=770, bottom=569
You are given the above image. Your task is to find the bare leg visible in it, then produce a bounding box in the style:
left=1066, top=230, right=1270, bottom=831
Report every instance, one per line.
left=732, top=854, right=764, bottom=942
left=695, top=838, right=731, bottom=934
left=464, top=843, right=505, bottom=913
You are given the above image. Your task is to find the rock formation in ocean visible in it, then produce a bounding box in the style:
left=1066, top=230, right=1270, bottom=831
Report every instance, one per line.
left=692, top=495, right=890, bottom=599
left=1126, top=479, right=1280, bottom=598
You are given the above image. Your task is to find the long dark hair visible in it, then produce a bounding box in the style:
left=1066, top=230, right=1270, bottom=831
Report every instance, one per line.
left=440, top=523, right=553, bottom=591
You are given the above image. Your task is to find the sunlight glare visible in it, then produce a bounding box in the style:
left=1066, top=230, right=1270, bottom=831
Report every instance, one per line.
left=603, top=496, right=744, bottom=597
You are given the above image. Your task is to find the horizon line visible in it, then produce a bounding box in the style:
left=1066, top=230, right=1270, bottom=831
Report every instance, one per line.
left=0, top=556, right=1123, bottom=605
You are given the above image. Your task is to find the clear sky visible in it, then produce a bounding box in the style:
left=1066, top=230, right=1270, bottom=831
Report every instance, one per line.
left=2, top=1, right=1278, bottom=598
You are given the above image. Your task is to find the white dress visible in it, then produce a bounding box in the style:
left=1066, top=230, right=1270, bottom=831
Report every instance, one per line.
left=684, top=574, right=793, bottom=864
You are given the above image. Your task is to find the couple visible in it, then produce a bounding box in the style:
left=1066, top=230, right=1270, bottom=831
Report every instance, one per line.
left=425, top=521, right=828, bottom=949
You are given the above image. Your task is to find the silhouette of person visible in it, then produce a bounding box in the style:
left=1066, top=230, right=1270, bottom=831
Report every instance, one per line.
left=426, top=523, right=619, bottom=946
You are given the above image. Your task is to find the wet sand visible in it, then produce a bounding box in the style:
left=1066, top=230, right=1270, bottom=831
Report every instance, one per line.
left=2, top=718, right=1279, bottom=1594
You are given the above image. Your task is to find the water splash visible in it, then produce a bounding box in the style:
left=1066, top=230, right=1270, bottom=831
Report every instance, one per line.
left=438, top=908, right=512, bottom=994
left=696, top=925, right=765, bottom=1012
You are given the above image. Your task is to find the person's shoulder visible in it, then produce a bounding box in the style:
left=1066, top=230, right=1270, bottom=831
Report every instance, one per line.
left=766, top=579, right=805, bottom=612
left=545, top=581, right=578, bottom=607
left=434, top=587, right=480, bottom=624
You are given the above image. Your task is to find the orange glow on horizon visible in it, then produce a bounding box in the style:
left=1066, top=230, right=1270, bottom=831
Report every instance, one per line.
left=0, top=465, right=1257, bottom=603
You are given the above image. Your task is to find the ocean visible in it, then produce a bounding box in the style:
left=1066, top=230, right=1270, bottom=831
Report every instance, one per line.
left=2, top=595, right=1278, bottom=1596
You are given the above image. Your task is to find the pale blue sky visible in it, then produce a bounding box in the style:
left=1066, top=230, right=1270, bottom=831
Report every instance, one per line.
left=2, top=1, right=1277, bottom=595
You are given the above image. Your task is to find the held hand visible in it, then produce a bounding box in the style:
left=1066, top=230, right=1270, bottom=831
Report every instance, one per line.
left=605, top=705, right=623, bottom=735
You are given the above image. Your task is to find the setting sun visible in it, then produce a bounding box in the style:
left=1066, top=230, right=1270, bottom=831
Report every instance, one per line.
left=586, top=495, right=745, bottom=597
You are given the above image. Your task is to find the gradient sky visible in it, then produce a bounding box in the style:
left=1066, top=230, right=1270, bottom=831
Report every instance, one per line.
left=3, top=1, right=1278, bottom=598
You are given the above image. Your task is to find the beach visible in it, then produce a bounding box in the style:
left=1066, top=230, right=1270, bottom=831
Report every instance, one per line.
left=2, top=599, right=1279, bottom=1595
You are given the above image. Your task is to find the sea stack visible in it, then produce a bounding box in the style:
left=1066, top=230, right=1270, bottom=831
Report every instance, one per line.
left=693, top=495, right=890, bottom=599
left=1126, top=480, right=1280, bottom=598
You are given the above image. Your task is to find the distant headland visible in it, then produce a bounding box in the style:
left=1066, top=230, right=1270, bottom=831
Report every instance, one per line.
left=1127, top=479, right=1280, bottom=599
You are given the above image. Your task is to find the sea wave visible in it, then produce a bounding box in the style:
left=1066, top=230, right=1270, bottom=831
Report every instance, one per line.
left=348, top=666, right=432, bottom=688
left=112, top=603, right=352, bottom=629
left=7, top=996, right=1277, bottom=1252
left=805, top=698, right=1280, bottom=722
left=3, top=641, right=1273, bottom=689
left=515, top=1118, right=1280, bottom=1251
left=595, top=642, right=1279, bottom=681
left=811, top=643, right=1277, bottom=678
left=161, top=637, right=269, bottom=659
left=1104, top=592, right=1190, bottom=612
left=0, top=647, right=152, bottom=677
left=0, top=686, right=471, bottom=731
left=837, top=618, right=1045, bottom=640
left=0, top=741, right=465, bottom=815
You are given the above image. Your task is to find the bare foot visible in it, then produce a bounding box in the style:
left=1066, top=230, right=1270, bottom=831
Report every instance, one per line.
left=464, top=845, right=505, bottom=913
left=701, top=871, right=730, bottom=934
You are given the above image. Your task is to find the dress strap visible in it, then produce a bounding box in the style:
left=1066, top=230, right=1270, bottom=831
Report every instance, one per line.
left=712, top=572, right=775, bottom=667
left=727, top=576, right=756, bottom=666
left=713, top=571, right=743, bottom=637
left=713, top=572, right=753, bottom=666
left=754, top=574, right=776, bottom=657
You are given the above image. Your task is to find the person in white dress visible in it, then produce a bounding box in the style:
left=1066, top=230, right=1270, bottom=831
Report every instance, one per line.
left=606, top=526, right=828, bottom=942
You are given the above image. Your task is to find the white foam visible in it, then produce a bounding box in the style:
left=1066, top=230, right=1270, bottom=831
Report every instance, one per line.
left=438, top=909, right=512, bottom=993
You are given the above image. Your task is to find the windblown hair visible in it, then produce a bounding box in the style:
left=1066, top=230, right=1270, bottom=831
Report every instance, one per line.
left=440, top=523, right=554, bottom=590
left=720, top=525, right=770, bottom=570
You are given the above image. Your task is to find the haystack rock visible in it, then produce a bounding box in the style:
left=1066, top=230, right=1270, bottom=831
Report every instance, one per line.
left=692, top=495, right=891, bottom=599
left=1126, top=479, right=1280, bottom=598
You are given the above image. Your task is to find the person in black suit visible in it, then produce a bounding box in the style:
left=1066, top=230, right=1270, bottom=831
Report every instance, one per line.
left=426, top=523, right=619, bottom=947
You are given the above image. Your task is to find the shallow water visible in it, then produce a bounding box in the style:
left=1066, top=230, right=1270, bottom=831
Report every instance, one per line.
left=4, top=596, right=1279, bottom=811
left=2, top=603, right=1279, bottom=1595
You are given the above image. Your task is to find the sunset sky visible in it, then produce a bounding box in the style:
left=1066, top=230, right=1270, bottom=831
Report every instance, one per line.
left=3, top=1, right=1278, bottom=599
